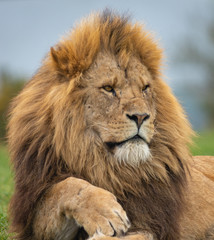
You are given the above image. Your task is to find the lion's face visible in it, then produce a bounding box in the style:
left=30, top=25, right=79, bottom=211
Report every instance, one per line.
left=83, top=52, right=156, bottom=164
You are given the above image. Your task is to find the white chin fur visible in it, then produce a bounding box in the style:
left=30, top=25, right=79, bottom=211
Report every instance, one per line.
left=114, top=141, right=151, bottom=165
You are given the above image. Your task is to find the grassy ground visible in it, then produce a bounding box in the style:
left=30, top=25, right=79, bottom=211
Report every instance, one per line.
left=0, top=130, right=213, bottom=239
left=0, top=145, right=13, bottom=239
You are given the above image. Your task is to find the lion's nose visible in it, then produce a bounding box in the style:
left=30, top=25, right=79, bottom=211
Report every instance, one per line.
left=126, top=113, right=150, bottom=128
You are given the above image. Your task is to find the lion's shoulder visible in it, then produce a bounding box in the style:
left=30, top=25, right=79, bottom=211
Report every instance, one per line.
left=192, top=156, right=214, bottom=182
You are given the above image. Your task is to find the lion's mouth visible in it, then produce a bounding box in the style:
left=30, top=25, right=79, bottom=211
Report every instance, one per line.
left=105, top=135, right=147, bottom=149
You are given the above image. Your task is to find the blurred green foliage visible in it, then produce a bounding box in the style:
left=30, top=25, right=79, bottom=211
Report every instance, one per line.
left=176, top=5, right=214, bottom=128
left=0, top=70, right=25, bottom=142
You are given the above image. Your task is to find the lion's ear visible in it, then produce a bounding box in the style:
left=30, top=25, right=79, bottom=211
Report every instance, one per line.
left=50, top=46, right=74, bottom=77
left=50, top=41, right=96, bottom=79
left=50, top=47, right=60, bottom=67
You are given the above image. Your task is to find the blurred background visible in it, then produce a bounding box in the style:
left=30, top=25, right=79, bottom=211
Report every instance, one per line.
left=0, top=0, right=214, bottom=238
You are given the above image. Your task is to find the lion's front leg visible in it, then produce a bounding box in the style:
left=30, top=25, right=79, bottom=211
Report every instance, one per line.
left=33, top=177, right=130, bottom=239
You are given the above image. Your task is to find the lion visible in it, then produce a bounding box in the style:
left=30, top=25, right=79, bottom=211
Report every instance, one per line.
left=7, top=10, right=214, bottom=240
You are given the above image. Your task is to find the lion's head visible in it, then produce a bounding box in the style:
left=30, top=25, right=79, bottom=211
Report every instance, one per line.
left=83, top=52, right=154, bottom=164
left=8, top=10, right=194, bottom=238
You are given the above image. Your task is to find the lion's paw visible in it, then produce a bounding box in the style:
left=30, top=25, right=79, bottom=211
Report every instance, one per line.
left=88, top=232, right=154, bottom=240
left=88, top=233, right=120, bottom=240
left=63, top=184, right=130, bottom=237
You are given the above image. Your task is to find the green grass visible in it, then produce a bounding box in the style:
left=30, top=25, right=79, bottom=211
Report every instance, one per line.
left=191, top=129, right=214, bottom=156
left=0, top=129, right=213, bottom=238
left=0, top=145, right=13, bottom=239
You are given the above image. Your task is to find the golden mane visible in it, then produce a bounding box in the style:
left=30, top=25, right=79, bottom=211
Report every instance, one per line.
left=8, top=10, right=194, bottom=239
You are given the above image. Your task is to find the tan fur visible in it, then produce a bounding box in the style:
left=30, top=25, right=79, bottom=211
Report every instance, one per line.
left=8, top=10, right=214, bottom=240
left=180, top=156, right=214, bottom=239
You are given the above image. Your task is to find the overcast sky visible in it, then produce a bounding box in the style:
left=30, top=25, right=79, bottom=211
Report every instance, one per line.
left=0, top=0, right=211, bottom=76
left=0, top=0, right=213, bottom=129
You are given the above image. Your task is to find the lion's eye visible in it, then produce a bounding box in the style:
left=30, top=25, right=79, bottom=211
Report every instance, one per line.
left=103, top=85, right=113, bottom=92
left=102, top=85, right=116, bottom=96
left=142, top=84, right=150, bottom=92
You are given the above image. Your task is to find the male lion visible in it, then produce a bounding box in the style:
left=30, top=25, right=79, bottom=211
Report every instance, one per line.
left=8, top=10, right=214, bottom=240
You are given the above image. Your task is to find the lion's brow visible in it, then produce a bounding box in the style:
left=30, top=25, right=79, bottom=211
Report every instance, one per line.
left=100, top=76, right=120, bottom=87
